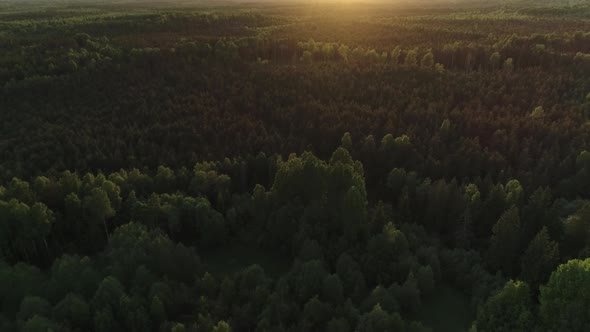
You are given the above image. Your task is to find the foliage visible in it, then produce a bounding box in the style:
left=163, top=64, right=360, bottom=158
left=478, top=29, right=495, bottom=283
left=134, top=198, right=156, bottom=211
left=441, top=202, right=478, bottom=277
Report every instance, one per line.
left=1, top=1, right=590, bottom=331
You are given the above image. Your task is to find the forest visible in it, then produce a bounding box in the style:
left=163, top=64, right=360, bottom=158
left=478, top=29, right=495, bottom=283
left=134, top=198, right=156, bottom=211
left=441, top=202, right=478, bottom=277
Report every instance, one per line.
left=1, top=0, right=590, bottom=331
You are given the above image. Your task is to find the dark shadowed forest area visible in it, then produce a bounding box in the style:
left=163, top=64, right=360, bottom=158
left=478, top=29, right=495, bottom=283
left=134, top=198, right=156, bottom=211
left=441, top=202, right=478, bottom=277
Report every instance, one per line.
left=2, top=0, right=590, bottom=331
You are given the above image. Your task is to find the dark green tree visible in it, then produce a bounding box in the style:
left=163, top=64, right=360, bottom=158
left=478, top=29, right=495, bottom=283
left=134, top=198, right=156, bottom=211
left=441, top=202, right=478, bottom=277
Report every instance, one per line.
left=476, top=280, right=534, bottom=332
left=539, top=258, right=590, bottom=331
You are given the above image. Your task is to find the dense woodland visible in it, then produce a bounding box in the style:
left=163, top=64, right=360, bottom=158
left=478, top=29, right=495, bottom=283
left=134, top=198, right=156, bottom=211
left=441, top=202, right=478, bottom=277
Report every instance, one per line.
left=2, top=0, right=590, bottom=331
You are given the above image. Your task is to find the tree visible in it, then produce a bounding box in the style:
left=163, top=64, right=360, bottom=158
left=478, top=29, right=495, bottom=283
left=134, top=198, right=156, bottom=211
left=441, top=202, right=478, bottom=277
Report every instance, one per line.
left=150, top=296, right=166, bottom=326
left=300, top=239, right=323, bottom=262
left=404, top=49, right=418, bottom=67
left=341, top=132, right=353, bottom=152
left=213, top=320, right=231, bottom=332
left=302, top=51, right=312, bottom=64
left=539, top=258, right=590, bottom=331
left=390, top=272, right=421, bottom=313
left=434, top=63, right=445, bottom=73
left=22, top=315, right=58, bottom=332
left=531, top=106, right=545, bottom=119
left=478, top=184, right=506, bottom=238
left=336, top=253, right=366, bottom=301
left=504, top=179, right=523, bottom=207
left=326, top=317, right=350, bottom=332
left=476, top=280, right=533, bottom=332
left=17, top=296, right=51, bottom=323
left=93, top=308, right=115, bottom=332
left=520, top=227, right=559, bottom=289
left=322, top=274, right=344, bottom=305
left=563, top=203, right=590, bottom=257
left=302, top=296, right=330, bottom=331
left=416, top=265, right=434, bottom=296
left=155, top=166, right=176, bottom=192
left=503, top=57, right=514, bottom=71
left=47, top=255, right=100, bottom=302
left=7, top=178, right=35, bottom=205
left=101, top=180, right=122, bottom=210
left=53, top=293, right=90, bottom=330
left=341, top=186, right=368, bottom=244
left=576, top=150, right=590, bottom=170
left=387, top=168, right=407, bottom=200
left=420, top=51, right=434, bottom=69
left=84, top=188, right=115, bottom=240
left=455, top=183, right=479, bottom=248
left=356, top=304, right=405, bottom=332
left=123, top=304, right=150, bottom=332
left=362, top=285, right=398, bottom=313
left=487, top=207, right=521, bottom=275
left=521, top=187, right=555, bottom=246
left=92, top=276, right=125, bottom=311
left=365, top=49, right=380, bottom=63
left=59, top=171, right=81, bottom=196
left=489, top=52, right=501, bottom=70
left=390, top=46, right=401, bottom=66
left=369, top=201, right=389, bottom=235
left=294, top=260, right=328, bottom=302
left=64, top=193, right=83, bottom=241
left=365, top=223, right=409, bottom=285
left=338, top=44, right=350, bottom=62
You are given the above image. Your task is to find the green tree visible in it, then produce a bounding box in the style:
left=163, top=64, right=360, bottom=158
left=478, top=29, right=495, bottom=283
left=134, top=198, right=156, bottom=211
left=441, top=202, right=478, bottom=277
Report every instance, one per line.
left=7, top=178, right=35, bottom=205
left=338, top=44, right=350, bottom=62
left=341, top=132, right=353, bottom=152
left=390, top=272, right=421, bottom=313
left=362, top=285, right=398, bottom=313
left=520, top=227, right=559, bottom=289
left=387, top=168, right=407, bottom=200
left=300, top=239, right=323, bottom=262
left=322, top=274, right=344, bottom=304
left=476, top=280, right=533, bottom=332
left=294, top=260, right=328, bottom=302
left=22, top=315, right=58, bottom=332
left=326, top=317, right=350, bottom=332
left=365, top=223, right=409, bottom=285
left=390, top=46, right=402, bottom=66
left=336, top=253, right=366, bottom=301
left=17, top=296, right=51, bottom=323
left=489, top=52, right=501, bottom=70
left=420, top=51, right=434, bottom=69
left=416, top=265, right=434, bottom=295
left=341, top=186, right=368, bottom=243
left=302, top=296, right=330, bottom=331
left=155, top=166, right=176, bottom=192
left=487, top=207, right=521, bottom=275
left=563, top=203, right=590, bottom=257
left=503, top=57, right=514, bottom=71
left=171, top=322, right=186, bottom=332
left=150, top=296, right=166, bottom=326
left=404, top=49, right=418, bottom=67
left=302, top=51, right=312, bottom=64
left=531, top=106, right=545, bottom=119
left=64, top=193, right=84, bottom=243
left=356, top=304, right=404, bottom=331
left=53, top=293, right=90, bottom=329
left=456, top=183, right=480, bottom=248
left=93, top=308, right=115, bottom=332
left=504, top=179, right=523, bottom=207
left=539, top=258, right=590, bottom=331
left=84, top=188, right=115, bottom=240
left=92, top=276, right=125, bottom=311
left=213, top=320, right=231, bottom=332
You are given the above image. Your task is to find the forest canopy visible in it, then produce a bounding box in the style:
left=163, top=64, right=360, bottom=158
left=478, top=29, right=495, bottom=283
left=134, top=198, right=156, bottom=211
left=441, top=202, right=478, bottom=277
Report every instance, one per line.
left=1, top=0, right=590, bottom=331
